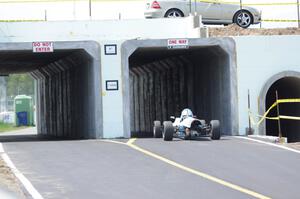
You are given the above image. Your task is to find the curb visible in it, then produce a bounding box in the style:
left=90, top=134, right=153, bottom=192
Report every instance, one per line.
left=248, top=135, right=287, bottom=144
left=0, top=144, right=43, bottom=199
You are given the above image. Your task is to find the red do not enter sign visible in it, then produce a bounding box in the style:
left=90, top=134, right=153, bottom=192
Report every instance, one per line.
left=32, top=42, right=54, bottom=53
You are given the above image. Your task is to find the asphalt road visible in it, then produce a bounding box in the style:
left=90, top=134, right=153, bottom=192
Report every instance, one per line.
left=0, top=130, right=300, bottom=199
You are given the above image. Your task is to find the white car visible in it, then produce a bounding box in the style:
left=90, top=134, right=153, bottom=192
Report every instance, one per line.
left=153, top=108, right=221, bottom=141
left=145, top=0, right=261, bottom=28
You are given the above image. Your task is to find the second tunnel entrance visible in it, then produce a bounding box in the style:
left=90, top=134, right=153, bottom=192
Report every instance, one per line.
left=122, top=38, right=238, bottom=138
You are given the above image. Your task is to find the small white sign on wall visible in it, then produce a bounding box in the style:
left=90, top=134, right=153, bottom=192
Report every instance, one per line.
left=167, top=39, right=189, bottom=49
left=32, top=42, right=54, bottom=53
left=106, top=80, right=119, bottom=91
left=105, top=44, right=117, bottom=55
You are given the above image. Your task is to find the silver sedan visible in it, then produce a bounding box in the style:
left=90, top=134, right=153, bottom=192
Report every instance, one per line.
left=144, top=0, right=261, bottom=28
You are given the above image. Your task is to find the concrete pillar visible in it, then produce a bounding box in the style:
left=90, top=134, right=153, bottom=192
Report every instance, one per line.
left=160, top=60, right=175, bottom=118
left=173, top=57, right=187, bottom=110
left=150, top=62, right=163, bottom=122
left=30, top=72, right=40, bottom=131
left=157, top=61, right=168, bottom=121
left=53, top=62, right=65, bottom=137
left=165, top=58, right=181, bottom=116
left=138, top=66, right=148, bottom=136
left=133, top=67, right=146, bottom=136
left=129, top=70, right=135, bottom=135
left=36, top=68, right=48, bottom=136
left=142, top=64, right=154, bottom=135
left=179, top=56, right=195, bottom=112
left=44, top=65, right=57, bottom=137
left=130, top=68, right=140, bottom=137
left=0, top=77, right=7, bottom=112
left=47, top=63, right=63, bottom=137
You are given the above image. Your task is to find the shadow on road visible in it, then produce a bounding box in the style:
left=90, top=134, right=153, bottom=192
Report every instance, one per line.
left=170, top=136, right=231, bottom=142
left=0, top=134, right=85, bottom=143
left=0, top=127, right=88, bottom=143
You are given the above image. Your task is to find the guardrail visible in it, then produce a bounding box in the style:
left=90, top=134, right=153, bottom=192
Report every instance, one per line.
left=201, top=0, right=298, bottom=6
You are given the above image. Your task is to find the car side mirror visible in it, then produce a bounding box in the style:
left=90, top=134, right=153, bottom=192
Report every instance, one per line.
left=193, top=115, right=197, bottom=118
left=170, top=116, right=175, bottom=122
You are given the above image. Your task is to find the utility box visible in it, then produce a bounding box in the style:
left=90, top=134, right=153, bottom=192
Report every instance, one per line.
left=14, top=95, right=33, bottom=126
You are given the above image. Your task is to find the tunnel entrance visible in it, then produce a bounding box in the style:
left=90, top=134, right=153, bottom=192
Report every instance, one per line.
left=0, top=41, right=102, bottom=139
left=122, top=38, right=238, bottom=138
left=265, top=77, right=300, bottom=143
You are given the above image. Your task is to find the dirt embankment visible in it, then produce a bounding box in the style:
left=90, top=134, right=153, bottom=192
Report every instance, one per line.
left=0, top=158, right=26, bottom=198
left=209, top=24, right=300, bottom=37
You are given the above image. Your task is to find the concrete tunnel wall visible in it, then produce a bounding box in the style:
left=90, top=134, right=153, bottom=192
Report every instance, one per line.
left=122, top=38, right=238, bottom=138
left=0, top=41, right=102, bottom=139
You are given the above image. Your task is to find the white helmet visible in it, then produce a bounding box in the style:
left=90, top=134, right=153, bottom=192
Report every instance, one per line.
left=180, top=108, right=193, bottom=120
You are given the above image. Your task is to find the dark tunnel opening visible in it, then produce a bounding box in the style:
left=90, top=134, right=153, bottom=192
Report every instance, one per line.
left=128, top=46, right=232, bottom=137
left=266, top=77, right=300, bottom=143
left=0, top=48, right=96, bottom=139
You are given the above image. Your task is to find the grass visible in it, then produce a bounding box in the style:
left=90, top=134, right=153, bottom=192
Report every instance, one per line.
left=0, top=122, right=27, bottom=133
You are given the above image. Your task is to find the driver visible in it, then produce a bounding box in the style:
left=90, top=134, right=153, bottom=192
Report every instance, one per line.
left=179, top=108, right=194, bottom=139
left=180, top=108, right=193, bottom=122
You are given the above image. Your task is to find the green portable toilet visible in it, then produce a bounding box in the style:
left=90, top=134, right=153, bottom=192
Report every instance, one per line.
left=14, top=95, right=33, bottom=126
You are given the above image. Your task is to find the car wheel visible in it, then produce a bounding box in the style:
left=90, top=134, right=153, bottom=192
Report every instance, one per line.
left=234, top=10, right=253, bottom=28
left=153, top=121, right=162, bottom=138
left=164, top=9, right=184, bottom=18
left=210, top=120, right=221, bottom=140
left=163, top=121, right=174, bottom=141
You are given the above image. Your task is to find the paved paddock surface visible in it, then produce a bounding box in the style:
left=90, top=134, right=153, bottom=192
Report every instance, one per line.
left=0, top=132, right=300, bottom=199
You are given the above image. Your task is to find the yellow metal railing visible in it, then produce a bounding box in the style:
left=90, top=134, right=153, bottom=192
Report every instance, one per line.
left=249, top=99, right=300, bottom=126
left=0, top=0, right=299, bottom=23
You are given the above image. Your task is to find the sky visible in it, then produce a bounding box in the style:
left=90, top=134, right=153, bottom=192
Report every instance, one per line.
left=0, top=0, right=298, bottom=28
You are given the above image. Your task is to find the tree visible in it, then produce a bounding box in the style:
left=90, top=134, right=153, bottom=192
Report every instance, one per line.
left=6, top=74, right=34, bottom=99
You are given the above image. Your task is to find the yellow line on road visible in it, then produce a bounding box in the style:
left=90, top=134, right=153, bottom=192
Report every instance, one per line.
left=126, top=138, right=271, bottom=199
left=126, top=138, right=137, bottom=145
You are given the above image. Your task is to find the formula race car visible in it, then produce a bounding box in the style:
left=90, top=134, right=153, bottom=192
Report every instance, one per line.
left=153, top=109, right=221, bottom=141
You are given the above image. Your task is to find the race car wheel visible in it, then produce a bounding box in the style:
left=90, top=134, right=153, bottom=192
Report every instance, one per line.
left=163, top=121, right=174, bottom=141
left=210, top=120, right=221, bottom=140
left=153, top=121, right=162, bottom=138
